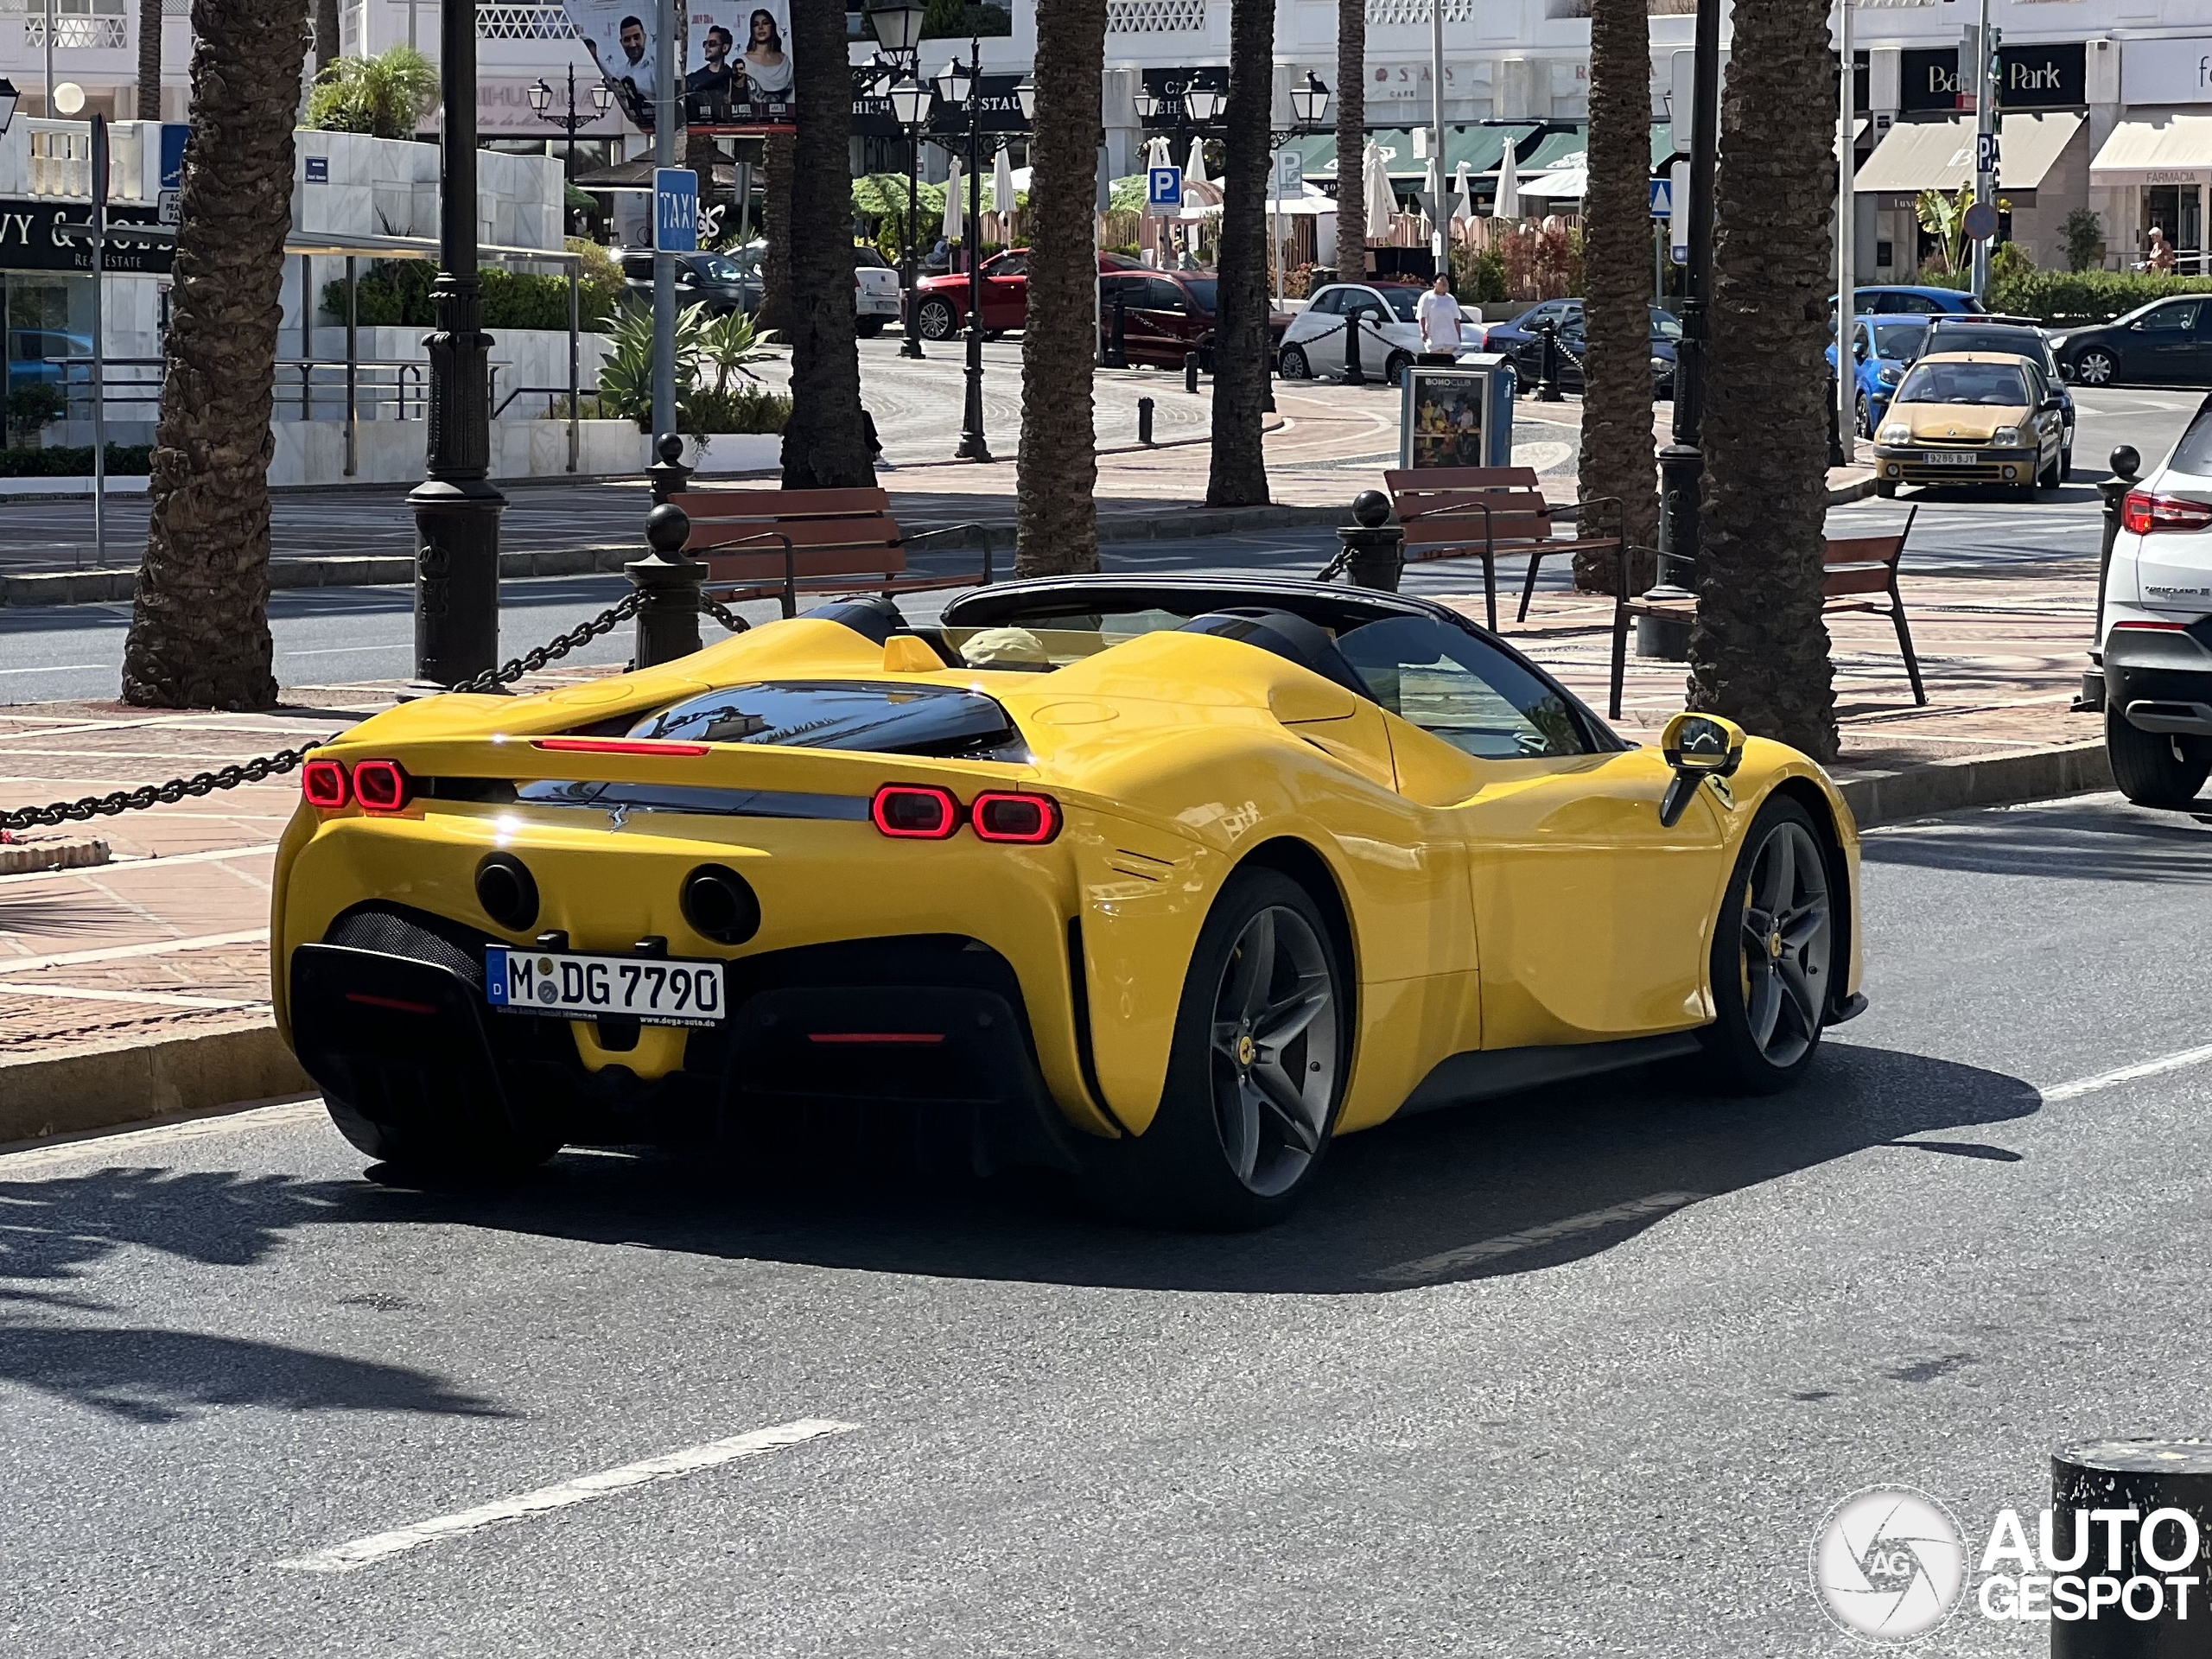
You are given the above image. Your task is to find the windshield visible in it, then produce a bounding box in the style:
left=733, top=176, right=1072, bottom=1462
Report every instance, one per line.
left=1649, top=308, right=1682, bottom=340
left=1868, top=321, right=1928, bottom=359
left=1379, top=289, right=1421, bottom=321
left=622, top=681, right=1026, bottom=761
left=692, top=254, right=750, bottom=283
left=1893, top=360, right=2029, bottom=408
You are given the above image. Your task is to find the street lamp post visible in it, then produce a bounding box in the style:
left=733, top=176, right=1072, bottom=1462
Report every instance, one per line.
left=529, top=63, right=613, bottom=224
left=1134, top=78, right=1224, bottom=270
left=408, top=0, right=505, bottom=693
left=866, top=0, right=931, bottom=360
left=1640, top=0, right=1722, bottom=662
left=1273, top=73, right=1331, bottom=313
left=936, top=44, right=1033, bottom=462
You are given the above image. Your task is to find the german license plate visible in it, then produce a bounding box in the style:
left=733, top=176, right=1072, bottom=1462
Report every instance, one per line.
left=1919, top=449, right=1979, bottom=466
left=485, top=946, right=726, bottom=1027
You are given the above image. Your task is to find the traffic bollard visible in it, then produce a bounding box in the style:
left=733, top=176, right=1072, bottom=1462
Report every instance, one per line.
left=2082, top=443, right=2141, bottom=712
left=1108, top=292, right=1128, bottom=369
left=1137, top=397, right=1155, bottom=446
left=646, top=430, right=693, bottom=505
left=2049, top=1439, right=2212, bottom=1658
left=1336, top=490, right=1404, bottom=592
left=1536, top=322, right=1563, bottom=403
left=1345, top=313, right=1366, bottom=385
left=626, top=502, right=706, bottom=669
left=1185, top=352, right=1201, bottom=394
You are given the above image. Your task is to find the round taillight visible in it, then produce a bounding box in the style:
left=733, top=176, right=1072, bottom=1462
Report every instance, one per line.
left=971, top=791, right=1060, bottom=844
left=681, top=863, right=760, bottom=944
left=301, top=759, right=349, bottom=810
left=474, top=853, right=539, bottom=932
left=352, top=759, right=412, bottom=814
left=871, top=785, right=959, bottom=839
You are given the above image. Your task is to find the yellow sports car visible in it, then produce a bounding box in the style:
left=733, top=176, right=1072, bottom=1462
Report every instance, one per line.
left=273, top=576, right=1864, bottom=1227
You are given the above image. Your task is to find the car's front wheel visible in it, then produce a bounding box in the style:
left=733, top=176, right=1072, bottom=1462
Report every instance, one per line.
left=917, top=298, right=957, bottom=340
left=1383, top=351, right=1412, bottom=387
left=1700, top=798, right=1834, bottom=1094
left=856, top=317, right=886, bottom=337
left=1277, top=343, right=1312, bottom=379
left=1856, top=391, right=1873, bottom=437
left=2074, top=347, right=2117, bottom=387
left=2108, top=705, right=2212, bottom=807
left=1090, top=868, right=1346, bottom=1230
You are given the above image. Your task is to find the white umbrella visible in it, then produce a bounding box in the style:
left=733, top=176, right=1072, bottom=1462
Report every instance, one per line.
left=1452, top=161, right=1474, bottom=224
left=1520, top=165, right=1588, bottom=200
left=1184, top=135, right=1210, bottom=192
left=1363, top=142, right=1398, bottom=232
left=1146, top=135, right=1172, bottom=170
left=942, top=156, right=963, bottom=243
left=992, top=144, right=1016, bottom=217
left=1493, top=140, right=1521, bottom=220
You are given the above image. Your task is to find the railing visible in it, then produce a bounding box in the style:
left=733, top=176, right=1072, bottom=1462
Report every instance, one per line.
left=21, top=15, right=128, bottom=45
left=1366, top=0, right=1475, bottom=23
left=474, top=3, right=575, bottom=40
left=493, top=384, right=598, bottom=420
left=1106, top=0, right=1205, bottom=33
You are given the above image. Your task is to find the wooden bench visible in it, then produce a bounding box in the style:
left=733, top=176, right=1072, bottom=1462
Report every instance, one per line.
left=672, top=487, right=993, bottom=619
left=1382, top=467, right=1624, bottom=632
left=1607, top=506, right=1924, bottom=721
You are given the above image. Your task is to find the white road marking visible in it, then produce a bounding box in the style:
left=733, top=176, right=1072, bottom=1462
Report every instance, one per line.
left=1372, top=1191, right=1711, bottom=1287
left=274, top=1419, right=860, bottom=1574
left=0, top=845, right=283, bottom=892
left=2042, top=1043, right=2212, bottom=1103
left=0, top=929, right=268, bottom=974
left=0, top=663, right=104, bottom=676
left=0, top=982, right=267, bottom=1011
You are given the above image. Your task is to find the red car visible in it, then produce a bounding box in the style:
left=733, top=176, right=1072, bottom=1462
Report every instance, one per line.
left=915, top=249, right=1140, bottom=340
left=1099, top=269, right=1299, bottom=370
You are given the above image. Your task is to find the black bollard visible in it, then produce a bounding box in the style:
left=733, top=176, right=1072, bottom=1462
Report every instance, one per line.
left=1345, top=309, right=1366, bottom=385
left=1827, top=372, right=1847, bottom=469
left=626, top=502, right=706, bottom=670
left=1185, top=352, right=1201, bottom=394
left=1335, top=489, right=1404, bottom=592
left=1136, top=397, right=1155, bottom=446
left=1536, top=321, right=1563, bottom=404
left=1108, top=291, right=1128, bottom=369
left=647, top=430, right=693, bottom=505
left=2048, top=1439, right=2212, bottom=1658
left=2082, top=443, right=2142, bottom=712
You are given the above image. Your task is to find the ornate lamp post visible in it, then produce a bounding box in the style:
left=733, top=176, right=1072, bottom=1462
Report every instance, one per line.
left=1135, top=77, right=1224, bottom=269
left=936, top=44, right=1033, bottom=462
left=528, top=65, right=612, bottom=220
left=408, top=0, right=502, bottom=692
left=866, top=0, right=930, bottom=359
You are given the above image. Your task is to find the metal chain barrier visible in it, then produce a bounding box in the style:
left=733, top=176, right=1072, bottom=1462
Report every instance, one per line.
left=1314, top=546, right=1354, bottom=584
left=448, top=588, right=648, bottom=694
left=700, top=595, right=752, bottom=634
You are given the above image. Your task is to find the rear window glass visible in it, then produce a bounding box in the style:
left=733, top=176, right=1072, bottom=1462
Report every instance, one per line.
left=1927, top=327, right=2041, bottom=359
left=625, top=682, right=1026, bottom=761
left=2169, top=408, right=2212, bottom=478
left=1869, top=321, right=1927, bottom=359
left=1182, top=278, right=1218, bottom=312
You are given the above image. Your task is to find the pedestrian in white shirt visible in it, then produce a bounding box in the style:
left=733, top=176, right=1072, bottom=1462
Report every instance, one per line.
left=1416, top=272, right=1467, bottom=352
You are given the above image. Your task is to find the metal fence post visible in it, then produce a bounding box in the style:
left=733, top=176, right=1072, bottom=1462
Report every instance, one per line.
left=627, top=502, right=704, bottom=670
left=648, top=430, right=693, bottom=505
left=1335, top=489, right=1405, bottom=591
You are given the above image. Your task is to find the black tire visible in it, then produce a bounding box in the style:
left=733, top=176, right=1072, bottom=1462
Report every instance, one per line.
left=917, top=298, right=957, bottom=340
left=323, top=1093, right=561, bottom=1181
left=1699, top=798, right=1834, bottom=1095
left=2062, top=443, right=2074, bottom=482
left=2107, top=704, right=2212, bottom=807
left=1874, top=480, right=1898, bottom=498
left=1278, top=343, right=1311, bottom=380
left=1855, top=391, right=1872, bottom=438
left=855, top=318, right=886, bottom=337
left=2074, top=347, right=2117, bottom=389
left=1383, top=352, right=1412, bottom=388
left=2038, top=447, right=2061, bottom=491
left=1086, top=868, right=1348, bottom=1230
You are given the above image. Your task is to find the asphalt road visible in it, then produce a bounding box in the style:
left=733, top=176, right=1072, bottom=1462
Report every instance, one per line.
left=1, top=791, right=2207, bottom=1656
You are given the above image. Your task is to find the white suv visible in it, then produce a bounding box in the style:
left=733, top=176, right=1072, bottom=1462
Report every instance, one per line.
left=2097, top=402, right=2212, bottom=804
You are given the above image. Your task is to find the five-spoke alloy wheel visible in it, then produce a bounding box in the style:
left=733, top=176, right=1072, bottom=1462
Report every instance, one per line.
left=1700, top=798, right=1834, bottom=1090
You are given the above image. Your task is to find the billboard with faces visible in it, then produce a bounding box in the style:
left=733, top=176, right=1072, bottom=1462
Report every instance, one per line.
left=563, top=0, right=794, bottom=133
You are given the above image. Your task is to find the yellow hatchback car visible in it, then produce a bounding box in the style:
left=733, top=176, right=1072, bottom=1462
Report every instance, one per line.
left=1873, top=350, right=2068, bottom=499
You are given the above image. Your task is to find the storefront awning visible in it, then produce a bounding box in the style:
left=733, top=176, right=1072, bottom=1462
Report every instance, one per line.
left=1854, top=111, right=2082, bottom=194
left=2090, top=114, right=2212, bottom=188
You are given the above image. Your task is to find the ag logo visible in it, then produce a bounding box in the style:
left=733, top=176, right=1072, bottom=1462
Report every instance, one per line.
left=1809, top=1485, right=1968, bottom=1642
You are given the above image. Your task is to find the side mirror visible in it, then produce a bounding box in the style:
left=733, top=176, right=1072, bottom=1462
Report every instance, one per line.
left=1657, top=711, right=1746, bottom=828
left=2043, top=393, right=2066, bottom=410
left=1853, top=340, right=1869, bottom=361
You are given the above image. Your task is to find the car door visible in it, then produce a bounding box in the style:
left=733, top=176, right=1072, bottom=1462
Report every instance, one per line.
left=1344, top=287, right=1398, bottom=373
left=1334, top=614, right=1731, bottom=1046
left=1134, top=277, right=1194, bottom=365
left=1297, top=287, right=1349, bottom=377
left=981, top=251, right=1030, bottom=331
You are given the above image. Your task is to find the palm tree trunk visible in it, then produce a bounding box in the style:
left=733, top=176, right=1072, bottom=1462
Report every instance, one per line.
left=135, top=0, right=162, bottom=119
left=779, top=2, right=873, bottom=490
left=120, top=0, right=310, bottom=709
left=758, top=132, right=794, bottom=335
left=1332, top=0, right=1364, bottom=279
left=1687, top=0, right=1838, bottom=760
left=313, top=0, right=339, bottom=73
left=1015, top=0, right=1104, bottom=575
left=1205, top=0, right=1274, bottom=509
left=1574, top=0, right=1656, bottom=592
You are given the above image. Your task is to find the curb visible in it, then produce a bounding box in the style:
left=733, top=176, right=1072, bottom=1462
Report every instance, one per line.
left=0, top=1020, right=311, bottom=1146
left=1827, top=476, right=1882, bottom=505
left=1837, top=738, right=2112, bottom=830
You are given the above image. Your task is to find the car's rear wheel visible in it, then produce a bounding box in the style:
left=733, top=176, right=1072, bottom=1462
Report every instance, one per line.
left=2074, top=347, right=2117, bottom=387
left=1091, top=868, right=1345, bottom=1230
left=1855, top=391, right=1872, bottom=437
left=1278, top=343, right=1311, bottom=379
left=1699, top=798, right=1834, bottom=1094
left=2108, top=705, right=2212, bottom=807
left=856, top=318, right=885, bottom=336
left=917, top=298, right=957, bottom=340
left=324, top=1094, right=562, bottom=1181
left=1383, top=351, right=1412, bottom=387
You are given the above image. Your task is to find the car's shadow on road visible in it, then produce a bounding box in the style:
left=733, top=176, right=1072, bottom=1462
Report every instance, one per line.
left=1863, top=798, right=2212, bottom=882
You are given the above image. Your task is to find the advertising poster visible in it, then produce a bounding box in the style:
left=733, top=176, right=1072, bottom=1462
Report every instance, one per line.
left=683, top=0, right=796, bottom=129
left=1405, top=368, right=1489, bottom=470
left=567, top=0, right=664, bottom=132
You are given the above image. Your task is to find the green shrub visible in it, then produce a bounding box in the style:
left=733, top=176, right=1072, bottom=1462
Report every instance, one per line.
left=304, top=47, right=440, bottom=139
left=2063, top=209, right=2105, bottom=274
left=688, top=384, right=790, bottom=435
left=321, top=256, right=621, bottom=332
left=6, top=381, right=67, bottom=446
left=1452, top=243, right=1510, bottom=304
left=0, top=442, right=152, bottom=476
left=1986, top=267, right=2212, bottom=326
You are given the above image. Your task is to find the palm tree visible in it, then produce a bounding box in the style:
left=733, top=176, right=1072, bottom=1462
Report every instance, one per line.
left=121, top=0, right=312, bottom=709
left=135, top=0, right=162, bottom=119
left=1686, top=0, right=1838, bottom=760
left=757, top=132, right=794, bottom=335
left=314, top=0, right=339, bottom=73
left=1015, top=0, right=1105, bottom=575
left=778, top=1, right=874, bottom=488
left=1332, top=0, right=1364, bottom=280
left=1205, top=0, right=1274, bottom=508
left=1574, top=0, right=1656, bottom=592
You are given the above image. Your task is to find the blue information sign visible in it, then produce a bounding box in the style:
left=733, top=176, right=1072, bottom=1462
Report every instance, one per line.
left=653, top=168, right=700, bottom=253
left=1649, top=176, right=1671, bottom=218
left=1147, top=165, right=1184, bottom=212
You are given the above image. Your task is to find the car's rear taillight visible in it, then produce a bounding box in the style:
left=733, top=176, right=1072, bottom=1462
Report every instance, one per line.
left=970, top=791, right=1061, bottom=844
left=2122, top=490, right=2212, bottom=536
left=531, top=737, right=712, bottom=756
left=871, top=784, right=959, bottom=839
left=351, top=759, right=413, bottom=814
left=301, top=759, right=350, bottom=810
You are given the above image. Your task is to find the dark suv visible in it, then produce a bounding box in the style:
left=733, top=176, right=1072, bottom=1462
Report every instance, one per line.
left=618, top=249, right=760, bottom=317
left=1922, top=316, right=2074, bottom=480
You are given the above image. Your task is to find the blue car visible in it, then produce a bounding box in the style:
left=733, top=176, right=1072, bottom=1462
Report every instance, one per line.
left=1829, top=285, right=1987, bottom=319
left=1827, top=315, right=1930, bottom=436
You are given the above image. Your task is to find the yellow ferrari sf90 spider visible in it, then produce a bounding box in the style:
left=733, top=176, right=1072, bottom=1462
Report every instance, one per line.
left=274, top=575, right=1863, bottom=1227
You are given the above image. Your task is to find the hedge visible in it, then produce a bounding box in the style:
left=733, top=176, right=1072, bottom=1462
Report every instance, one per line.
left=319, top=259, right=621, bottom=331
left=1986, top=268, right=2212, bottom=327
left=0, top=443, right=152, bottom=476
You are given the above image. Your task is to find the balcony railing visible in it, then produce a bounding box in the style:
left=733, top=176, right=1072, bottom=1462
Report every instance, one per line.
left=19, top=15, right=130, bottom=47
left=1106, top=0, right=1204, bottom=34
left=475, top=3, right=575, bottom=41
